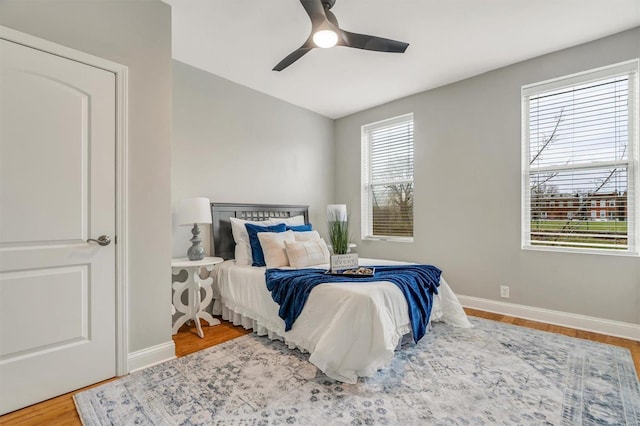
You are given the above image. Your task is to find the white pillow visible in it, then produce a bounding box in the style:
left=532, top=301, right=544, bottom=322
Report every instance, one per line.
left=270, top=215, right=305, bottom=226
left=293, top=230, right=321, bottom=242
left=284, top=238, right=330, bottom=269
left=230, top=217, right=274, bottom=265
left=258, top=230, right=295, bottom=268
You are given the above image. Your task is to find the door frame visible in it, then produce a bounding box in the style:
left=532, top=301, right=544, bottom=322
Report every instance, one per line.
left=0, top=25, right=130, bottom=376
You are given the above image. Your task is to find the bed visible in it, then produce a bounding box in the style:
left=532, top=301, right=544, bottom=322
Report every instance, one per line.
left=209, top=203, right=471, bottom=383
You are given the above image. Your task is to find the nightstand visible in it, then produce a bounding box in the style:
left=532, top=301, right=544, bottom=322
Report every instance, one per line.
left=171, top=256, right=223, bottom=338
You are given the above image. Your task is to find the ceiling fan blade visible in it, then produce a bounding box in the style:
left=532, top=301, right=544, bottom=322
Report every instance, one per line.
left=339, top=30, right=409, bottom=53
left=273, top=45, right=314, bottom=71
left=300, top=0, right=328, bottom=27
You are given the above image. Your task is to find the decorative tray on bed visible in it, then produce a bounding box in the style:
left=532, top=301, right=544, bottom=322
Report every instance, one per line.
left=326, top=267, right=375, bottom=277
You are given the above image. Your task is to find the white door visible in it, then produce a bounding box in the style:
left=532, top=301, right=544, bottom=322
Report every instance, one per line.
left=0, top=38, right=116, bottom=414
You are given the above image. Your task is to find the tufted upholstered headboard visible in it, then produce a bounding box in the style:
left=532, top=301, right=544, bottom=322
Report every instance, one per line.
left=210, top=203, right=309, bottom=260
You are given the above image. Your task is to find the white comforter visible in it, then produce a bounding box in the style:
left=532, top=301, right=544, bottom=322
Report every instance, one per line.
left=211, top=258, right=471, bottom=383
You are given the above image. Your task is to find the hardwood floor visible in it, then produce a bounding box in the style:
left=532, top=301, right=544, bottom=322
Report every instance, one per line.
left=1, top=311, right=637, bottom=425
left=171, top=318, right=251, bottom=358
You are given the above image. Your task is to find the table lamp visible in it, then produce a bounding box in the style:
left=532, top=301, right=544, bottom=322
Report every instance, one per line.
left=178, top=197, right=212, bottom=261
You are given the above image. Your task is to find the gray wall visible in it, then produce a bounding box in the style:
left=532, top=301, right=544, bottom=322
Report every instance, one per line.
left=172, top=60, right=334, bottom=257
left=0, top=1, right=174, bottom=353
left=335, top=27, right=640, bottom=325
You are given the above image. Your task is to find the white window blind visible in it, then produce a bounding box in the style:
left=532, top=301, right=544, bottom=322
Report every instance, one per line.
left=522, top=60, right=639, bottom=255
left=361, top=113, right=414, bottom=241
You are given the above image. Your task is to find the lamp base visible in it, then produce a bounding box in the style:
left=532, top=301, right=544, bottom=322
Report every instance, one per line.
left=187, top=223, right=205, bottom=261
left=187, top=245, right=205, bottom=261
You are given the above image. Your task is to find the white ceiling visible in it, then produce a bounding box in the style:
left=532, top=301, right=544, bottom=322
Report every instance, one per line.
left=165, top=0, right=640, bottom=119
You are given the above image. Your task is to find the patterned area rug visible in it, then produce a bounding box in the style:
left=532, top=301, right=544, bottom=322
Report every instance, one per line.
left=74, top=318, right=640, bottom=425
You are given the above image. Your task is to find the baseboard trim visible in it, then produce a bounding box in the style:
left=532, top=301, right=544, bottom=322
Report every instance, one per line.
left=458, top=295, right=640, bottom=342
left=127, top=341, right=176, bottom=373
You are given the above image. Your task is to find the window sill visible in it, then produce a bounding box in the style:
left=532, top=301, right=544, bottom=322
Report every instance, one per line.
left=362, top=236, right=414, bottom=243
left=522, top=244, right=639, bottom=257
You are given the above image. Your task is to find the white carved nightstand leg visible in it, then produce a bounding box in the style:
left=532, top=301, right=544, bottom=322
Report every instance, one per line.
left=196, top=275, right=220, bottom=327
left=191, top=285, right=205, bottom=338
left=172, top=275, right=190, bottom=335
left=182, top=267, right=205, bottom=338
left=172, top=267, right=202, bottom=335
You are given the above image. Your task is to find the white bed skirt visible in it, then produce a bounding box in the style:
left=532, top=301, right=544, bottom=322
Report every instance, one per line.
left=221, top=304, right=312, bottom=352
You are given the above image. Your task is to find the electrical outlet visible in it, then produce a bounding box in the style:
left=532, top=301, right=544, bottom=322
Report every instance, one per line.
left=500, top=285, right=510, bottom=299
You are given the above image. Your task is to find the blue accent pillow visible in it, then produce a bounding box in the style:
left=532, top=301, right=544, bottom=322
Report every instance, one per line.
left=287, top=224, right=312, bottom=232
left=245, top=223, right=287, bottom=267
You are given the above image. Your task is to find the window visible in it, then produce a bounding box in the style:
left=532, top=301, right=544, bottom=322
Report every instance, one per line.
left=361, top=113, right=414, bottom=241
left=522, top=60, right=639, bottom=255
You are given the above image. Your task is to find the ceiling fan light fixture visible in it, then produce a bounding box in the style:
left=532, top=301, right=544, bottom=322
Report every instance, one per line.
left=313, top=30, right=338, bottom=48
left=272, top=0, right=409, bottom=71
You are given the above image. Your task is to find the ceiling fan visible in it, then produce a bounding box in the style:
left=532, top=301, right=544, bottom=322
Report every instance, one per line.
left=273, top=0, right=409, bottom=71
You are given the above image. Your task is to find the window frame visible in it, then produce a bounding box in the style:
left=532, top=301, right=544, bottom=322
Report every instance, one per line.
left=361, top=113, right=415, bottom=242
left=521, top=60, right=640, bottom=256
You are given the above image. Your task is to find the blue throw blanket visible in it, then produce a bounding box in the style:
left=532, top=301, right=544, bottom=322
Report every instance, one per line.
left=265, top=265, right=441, bottom=343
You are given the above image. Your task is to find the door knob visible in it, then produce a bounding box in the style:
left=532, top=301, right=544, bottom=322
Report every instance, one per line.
left=87, top=235, right=111, bottom=246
